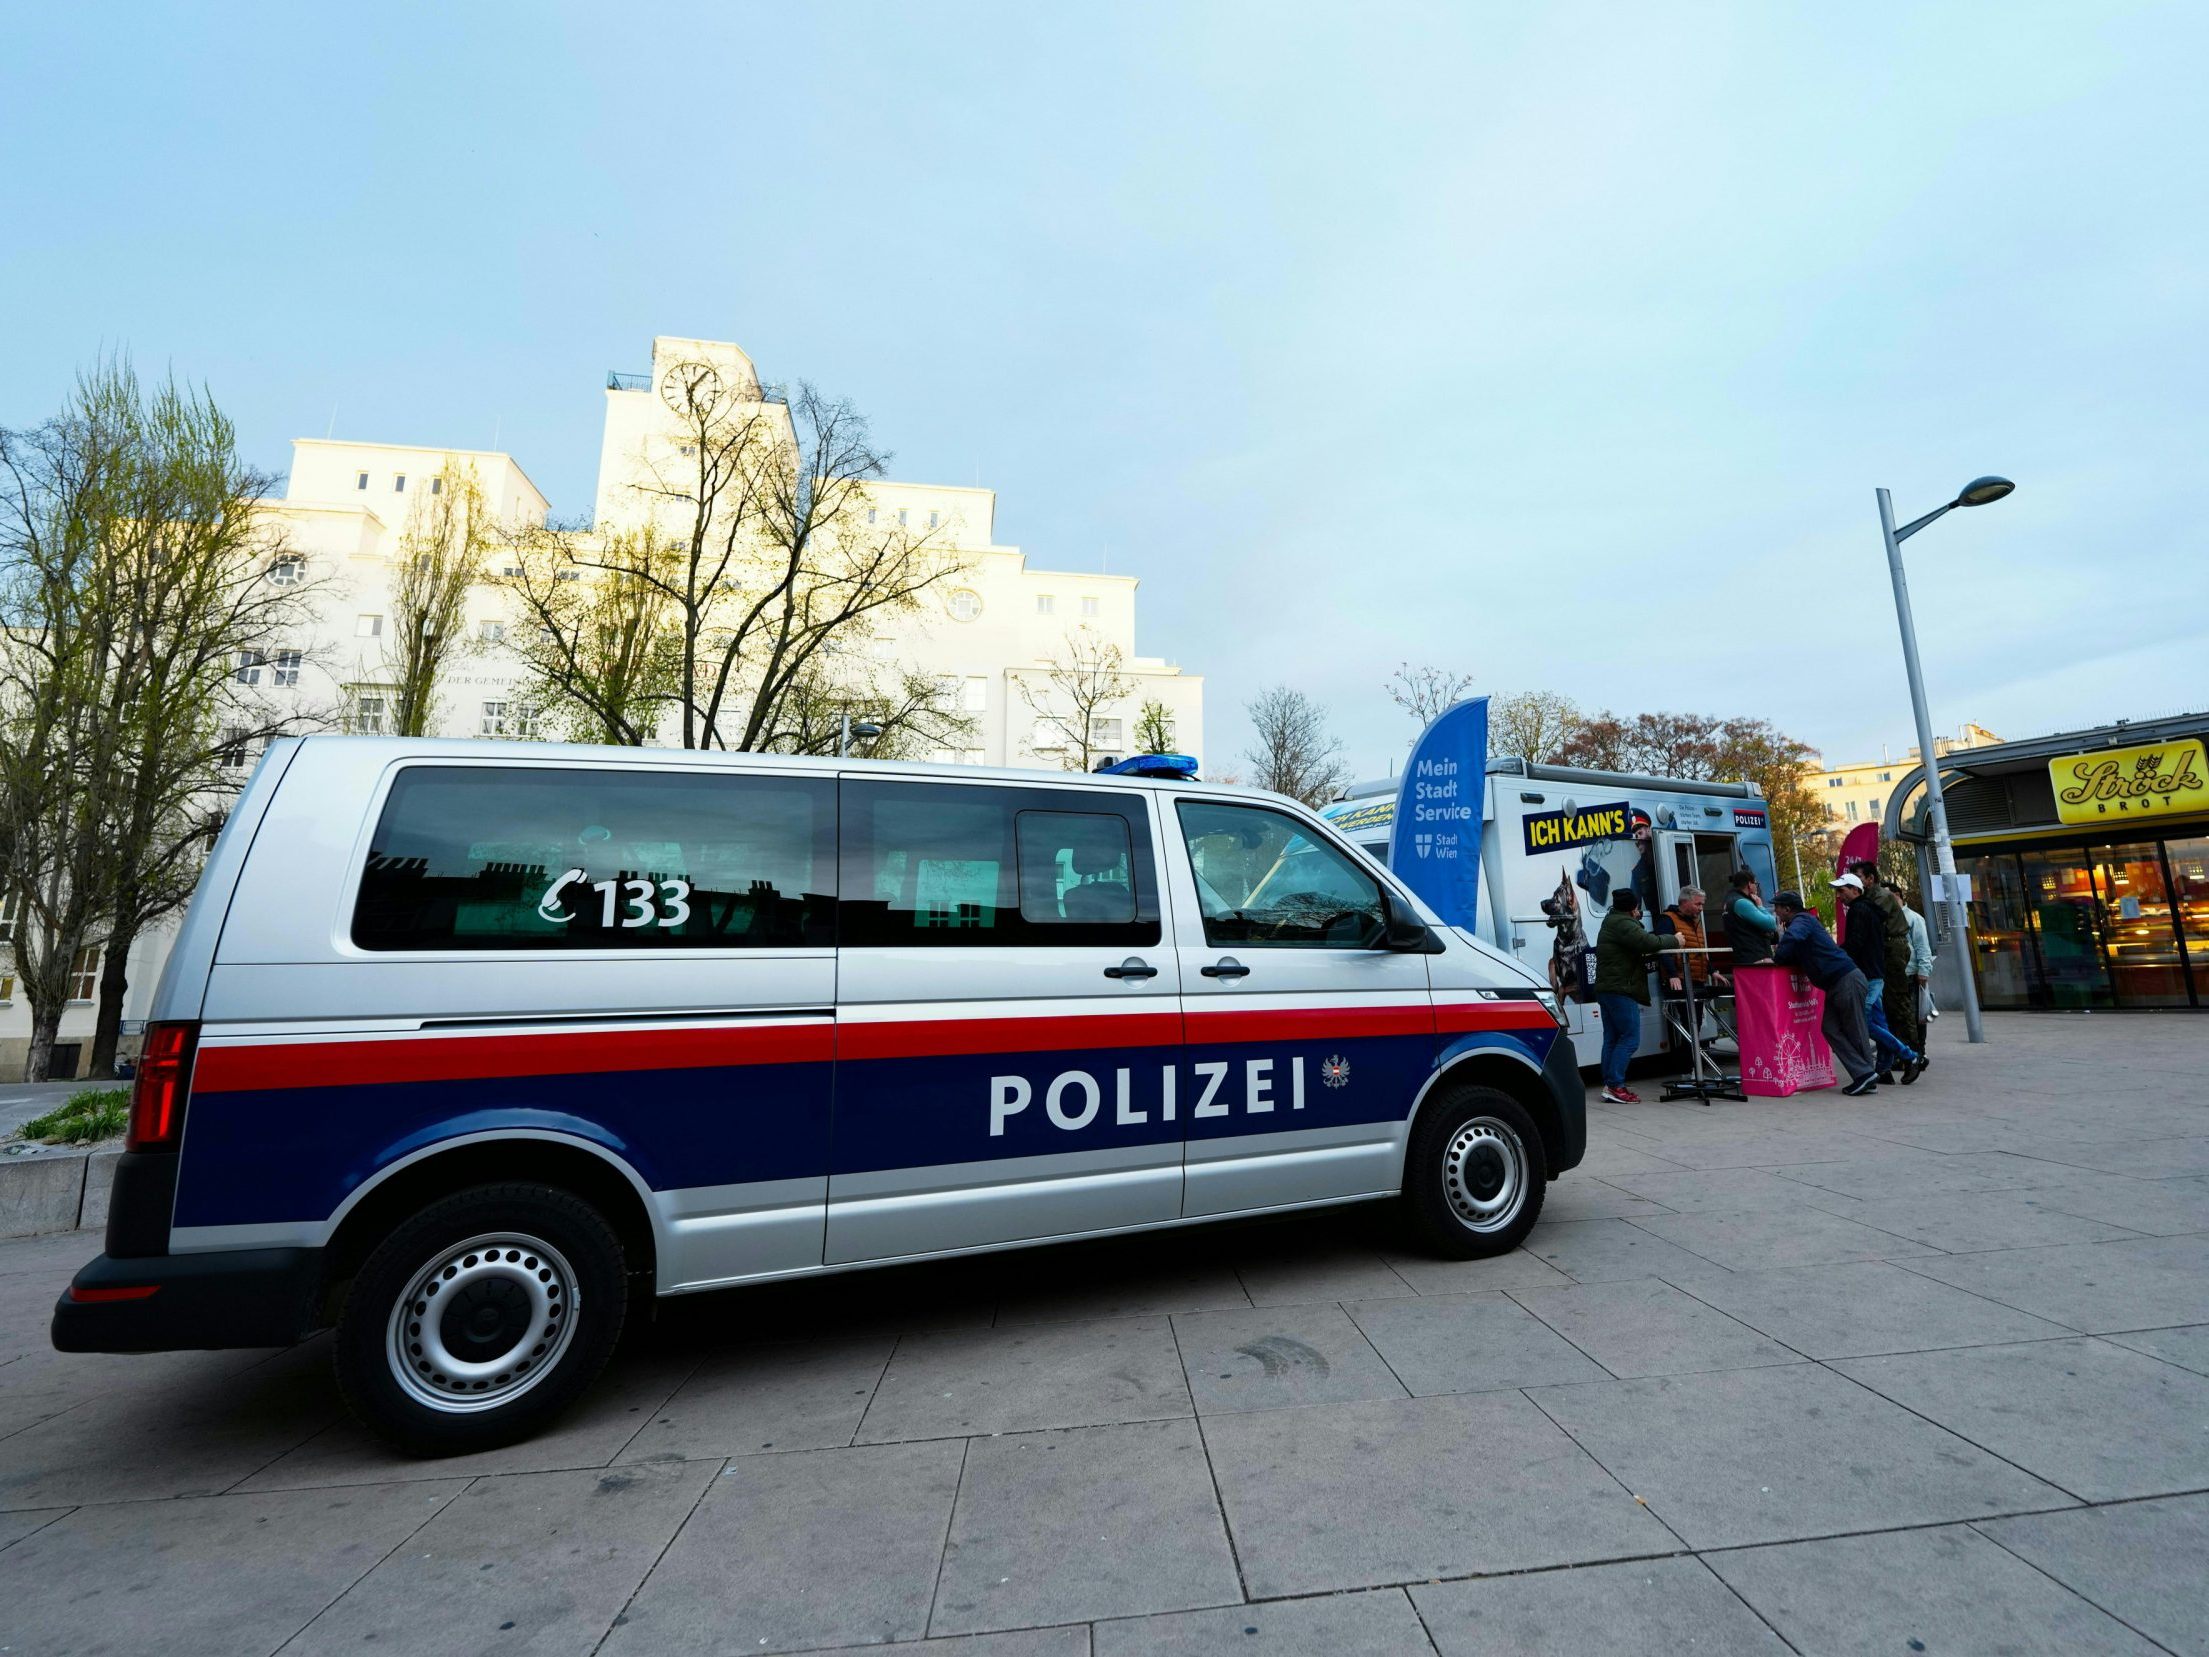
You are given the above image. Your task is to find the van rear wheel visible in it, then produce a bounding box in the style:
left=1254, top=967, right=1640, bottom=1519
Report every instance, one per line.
left=334, top=1183, right=626, bottom=1456
left=1400, top=1086, right=1547, bottom=1258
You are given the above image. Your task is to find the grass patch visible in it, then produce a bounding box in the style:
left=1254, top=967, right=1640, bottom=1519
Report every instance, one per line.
left=19, top=1087, right=130, bottom=1145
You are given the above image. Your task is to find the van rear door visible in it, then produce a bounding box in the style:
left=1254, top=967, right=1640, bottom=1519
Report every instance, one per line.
left=824, top=778, right=1183, bottom=1263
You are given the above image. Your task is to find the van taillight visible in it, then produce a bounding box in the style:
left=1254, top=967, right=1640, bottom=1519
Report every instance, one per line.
left=127, top=1021, right=199, bottom=1152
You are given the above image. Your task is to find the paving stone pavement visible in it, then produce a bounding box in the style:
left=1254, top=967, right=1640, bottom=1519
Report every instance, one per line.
left=1, top=1012, right=2204, bottom=1653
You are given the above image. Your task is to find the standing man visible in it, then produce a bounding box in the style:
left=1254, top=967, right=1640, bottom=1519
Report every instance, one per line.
left=1594, top=889, right=1673, bottom=1104
left=1903, top=899, right=1937, bottom=1039
left=1720, top=868, right=1779, bottom=969
left=1852, top=860, right=1921, bottom=1063
left=1771, top=890, right=1882, bottom=1096
left=1658, top=886, right=1719, bottom=995
left=1836, top=874, right=1923, bottom=1083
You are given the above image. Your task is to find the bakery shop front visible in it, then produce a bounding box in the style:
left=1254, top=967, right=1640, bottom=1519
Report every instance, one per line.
left=1884, top=714, right=2209, bottom=1011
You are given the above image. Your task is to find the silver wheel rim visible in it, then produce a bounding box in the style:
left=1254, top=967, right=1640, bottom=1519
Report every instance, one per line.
left=1442, top=1117, right=1528, bottom=1233
left=385, top=1231, right=579, bottom=1414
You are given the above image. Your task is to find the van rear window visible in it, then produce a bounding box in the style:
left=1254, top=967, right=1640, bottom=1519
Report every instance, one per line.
left=352, top=765, right=835, bottom=951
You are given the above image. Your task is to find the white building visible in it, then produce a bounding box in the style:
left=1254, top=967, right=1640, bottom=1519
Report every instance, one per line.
left=1, top=335, right=1202, bottom=1078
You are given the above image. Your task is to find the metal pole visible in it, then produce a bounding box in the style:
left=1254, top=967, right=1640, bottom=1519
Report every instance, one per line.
left=1878, top=488, right=1986, bottom=1043
left=838, top=710, right=851, bottom=758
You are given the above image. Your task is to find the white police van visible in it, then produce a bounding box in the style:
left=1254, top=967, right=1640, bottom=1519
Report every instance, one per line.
left=54, top=738, right=1584, bottom=1453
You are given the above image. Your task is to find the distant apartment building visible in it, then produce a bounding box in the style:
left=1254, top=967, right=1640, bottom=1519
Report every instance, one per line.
left=1807, top=722, right=2002, bottom=833
left=1, top=334, right=1203, bottom=1077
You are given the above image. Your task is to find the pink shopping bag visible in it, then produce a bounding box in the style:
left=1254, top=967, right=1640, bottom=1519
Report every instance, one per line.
left=1735, top=964, right=1837, bottom=1096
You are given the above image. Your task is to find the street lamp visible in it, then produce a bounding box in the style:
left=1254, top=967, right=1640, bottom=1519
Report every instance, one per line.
left=1877, top=475, right=2014, bottom=1046
left=838, top=714, right=883, bottom=757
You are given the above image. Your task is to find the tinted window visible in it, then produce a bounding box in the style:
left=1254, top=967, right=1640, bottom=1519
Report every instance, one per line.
left=1177, top=799, right=1388, bottom=948
left=840, top=781, right=1158, bottom=948
left=354, top=765, right=834, bottom=951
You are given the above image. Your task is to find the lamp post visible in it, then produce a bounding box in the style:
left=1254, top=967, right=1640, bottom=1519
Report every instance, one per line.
left=838, top=713, right=883, bottom=757
left=1877, top=474, right=2013, bottom=1046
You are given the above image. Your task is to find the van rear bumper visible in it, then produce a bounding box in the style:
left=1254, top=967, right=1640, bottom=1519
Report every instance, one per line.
left=51, top=1248, right=323, bottom=1353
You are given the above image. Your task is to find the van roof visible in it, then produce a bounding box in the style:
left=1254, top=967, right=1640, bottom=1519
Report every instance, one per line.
left=281, top=734, right=1292, bottom=805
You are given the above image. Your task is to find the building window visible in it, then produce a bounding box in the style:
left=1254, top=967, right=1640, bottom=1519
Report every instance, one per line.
left=962, top=676, right=988, bottom=713
left=947, top=589, right=982, bottom=622
left=513, top=702, right=541, bottom=740
left=358, top=614, right=384, bottom=638
left=0, top=969, right=13, bottom=1002
left=356, top=471, right=369, bottom=491
left=896, top=508, right=909, bottom=526
left=1091, top=717, right=1124, bottom=749
left=479, top=621, right=505, bottom=643
left=866, top=507, right=878, bottom=525
left=927, top=510, right=940, bottom=529
left=480, top=700, right=511, bottom=738
left=0, top=888, right=21, bottom=944
left=553, top=568, right=581, bottom=582
left=350, top=692, right=389, bottom=735
left=218, top=727, right=257, bottom=767
left=1827, top=777, right=1845, bottom=788
left=962, top=749, right=987, bottom=767
left=68, top=946, right=100, bottom=1003
left=1081, top=596, right=1100, bottom=618
left=1846, top=800, right=1860, bottom=820
left=272, top=649, right=301, bottom=688
left=1036, top=595, right=1055, bottom=616
left=430, top=476, right=443, bottom=496
left=394, top=474, right=407, bottom=493
left=269, top=556, right=304, bottom=587
left=234, top=650, right=266, bottom=686
left=1878, top=771, right=1893, bottom=782
left=499, top=561, right=525, bottom=579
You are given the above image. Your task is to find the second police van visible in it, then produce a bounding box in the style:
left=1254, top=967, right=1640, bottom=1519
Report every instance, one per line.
left=54, top=738, right=1584, bottom=1453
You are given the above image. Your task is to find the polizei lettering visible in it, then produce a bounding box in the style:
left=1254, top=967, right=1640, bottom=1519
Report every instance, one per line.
left=991, top=1056, right=1310, bottom=1135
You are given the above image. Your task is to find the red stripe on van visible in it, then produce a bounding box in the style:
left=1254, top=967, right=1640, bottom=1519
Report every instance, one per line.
left=836, top=1011, right=1184, bottom=1062
left=1433, top=1001, right=1558, bottom=1033
left=1181, top=1003, right=1439, bottom=1045
left=193, top=1020, right=835, bottom=1094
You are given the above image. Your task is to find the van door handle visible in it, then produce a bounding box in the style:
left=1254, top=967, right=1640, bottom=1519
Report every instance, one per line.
left=1201, top=957, right=1250, bottom=980
left=1103, top=957, right=1158, bottom=981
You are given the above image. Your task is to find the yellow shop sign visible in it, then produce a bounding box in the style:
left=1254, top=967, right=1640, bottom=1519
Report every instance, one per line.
left=2049, top=739, right=2209, bottom=826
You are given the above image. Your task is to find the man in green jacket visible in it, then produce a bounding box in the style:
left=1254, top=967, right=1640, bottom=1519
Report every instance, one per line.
left=1594, top=890, right=1673, bottom=1103
left=1851, top=859, right=1920, bottom=1069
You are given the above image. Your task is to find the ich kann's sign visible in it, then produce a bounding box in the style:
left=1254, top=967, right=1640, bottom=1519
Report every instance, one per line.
left=2050, top=738, right=2209, bottom=826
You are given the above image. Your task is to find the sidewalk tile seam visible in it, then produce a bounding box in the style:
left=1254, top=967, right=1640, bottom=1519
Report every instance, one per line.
left=1804, top=1356, right=2096, bottom=1509
left=585, top=1453, right=730, bottom=1657
left=266, top=1477, right=472, bottom=1655
left=847, top=1328, right=907, bottom=1445
left=603, top=1353, right=708, bottom=1467
left=920, top=1434, right=974, bottom=1639
left=1515, top=1384, right=1696, bottom=1557
left=0, top=1504, right=73, bottom=1557
left=1964, top=1513, right=2200, bottom=1656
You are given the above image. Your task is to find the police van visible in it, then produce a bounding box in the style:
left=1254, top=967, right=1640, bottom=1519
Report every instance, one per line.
left=53, top=738, right=1584, bottom=1453
left=1322, top=757, right=1781, bottom=1070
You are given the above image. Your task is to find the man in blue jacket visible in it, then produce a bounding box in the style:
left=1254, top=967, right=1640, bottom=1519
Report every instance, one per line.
left=1770, top=890, right=1881, bottom=1095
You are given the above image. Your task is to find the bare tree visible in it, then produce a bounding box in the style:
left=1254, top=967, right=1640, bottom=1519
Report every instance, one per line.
left=1020, top=627, right=1132, bottom=771
left=385, top=458, right=489, bottom=736
left=1134, top=698, right=1176, bottom=755
left=752, top=660, right=975, bottom=759
left=1243, top=685, right=1349, bottom=806
left=1385, top=662, right=1477, bottom=726
left=553, top=369, right=962, bottom=751
left=495, top=523, right=680, bottom=745
left=0, top=361, right=322, bottom=1078
left=1489, top=689, right=1583, bottom=764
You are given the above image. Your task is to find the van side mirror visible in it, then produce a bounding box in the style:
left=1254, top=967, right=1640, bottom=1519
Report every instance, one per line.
left=1380, top=903, right=1443, bottom=953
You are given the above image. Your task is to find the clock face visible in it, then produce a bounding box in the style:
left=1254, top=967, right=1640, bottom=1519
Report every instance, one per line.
left=661, top=362, right=724, bottom=415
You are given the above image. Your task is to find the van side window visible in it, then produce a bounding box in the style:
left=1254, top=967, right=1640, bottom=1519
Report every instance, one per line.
left=839, top=781, right=1159, bottom=948
left=353, top=766, right=835, bottom=951
left=1175, top=799, right=1388, bottom=948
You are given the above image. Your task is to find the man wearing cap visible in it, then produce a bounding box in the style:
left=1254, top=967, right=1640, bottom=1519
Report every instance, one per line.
left=1852, top=860, right=1922, bottom=1066
left=1771, top=889, right=1882, bottom=1095
left=1836, top=873, right=1925, bottom=1083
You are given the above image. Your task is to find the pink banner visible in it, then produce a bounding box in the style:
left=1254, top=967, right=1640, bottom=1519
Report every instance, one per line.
left=1735, top=963, right=1837, bottom=1096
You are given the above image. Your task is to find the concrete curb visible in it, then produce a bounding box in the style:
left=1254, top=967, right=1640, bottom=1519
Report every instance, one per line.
left=0, top=1145, right=120, bottom=1238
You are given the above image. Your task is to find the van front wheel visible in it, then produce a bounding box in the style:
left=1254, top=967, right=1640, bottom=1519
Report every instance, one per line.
left=334, top=1183, right=627, bottom=1456
left=1400, top=1087, right=1547, bottom=1258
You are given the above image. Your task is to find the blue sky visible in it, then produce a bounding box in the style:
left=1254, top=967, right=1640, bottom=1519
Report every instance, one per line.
left=5, top=3, right=2203, bottom=776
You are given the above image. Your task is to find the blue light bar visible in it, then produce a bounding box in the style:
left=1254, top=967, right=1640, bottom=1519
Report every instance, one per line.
left=1095, top=753, right=1200, bottom=779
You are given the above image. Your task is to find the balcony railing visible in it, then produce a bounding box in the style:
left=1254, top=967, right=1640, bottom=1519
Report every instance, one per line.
left=606, top=369, right=789, bottom=406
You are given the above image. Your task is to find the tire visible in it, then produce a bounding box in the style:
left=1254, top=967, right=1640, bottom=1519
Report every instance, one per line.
left=1399, top=1086, right=1548, bottom=1258
left=334, top=1182, right=627, bottom=1456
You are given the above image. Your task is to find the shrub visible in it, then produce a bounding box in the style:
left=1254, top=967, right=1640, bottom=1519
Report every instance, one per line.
left=19, top=1087, right=130, bottom=1146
